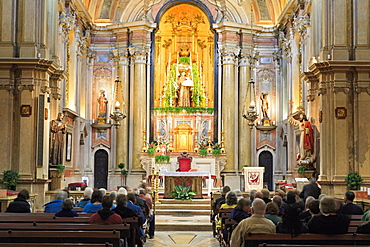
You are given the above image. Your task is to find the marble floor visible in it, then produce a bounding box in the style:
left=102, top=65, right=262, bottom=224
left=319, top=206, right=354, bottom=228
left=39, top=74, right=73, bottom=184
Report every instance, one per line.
left=145, top=231, right=219, bottom=247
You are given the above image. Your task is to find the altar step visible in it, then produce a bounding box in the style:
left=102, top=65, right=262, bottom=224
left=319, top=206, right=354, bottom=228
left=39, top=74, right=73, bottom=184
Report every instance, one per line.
left=154, top=198, right=212, bottom=231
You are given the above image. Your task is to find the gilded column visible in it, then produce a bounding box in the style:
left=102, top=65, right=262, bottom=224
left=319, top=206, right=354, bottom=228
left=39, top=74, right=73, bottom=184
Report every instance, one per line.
left=220, top=47, right=239, bottom=172
left=238, top=50, right=251, bottom=170
left=130, top=47, right=148, bottom=173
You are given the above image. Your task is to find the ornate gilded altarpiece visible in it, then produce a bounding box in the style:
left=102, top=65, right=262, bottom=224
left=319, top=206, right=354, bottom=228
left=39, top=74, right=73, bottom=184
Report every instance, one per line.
left=153, top=4, right=215, bottom=152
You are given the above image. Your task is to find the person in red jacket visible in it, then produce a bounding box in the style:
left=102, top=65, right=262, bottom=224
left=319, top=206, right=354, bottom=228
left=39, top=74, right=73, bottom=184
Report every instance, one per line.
left=89, top=195, right=122, bottom=225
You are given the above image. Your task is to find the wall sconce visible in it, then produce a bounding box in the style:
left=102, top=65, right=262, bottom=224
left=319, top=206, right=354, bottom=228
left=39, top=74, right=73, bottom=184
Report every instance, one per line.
left=242, top=79, right=258, bottom=128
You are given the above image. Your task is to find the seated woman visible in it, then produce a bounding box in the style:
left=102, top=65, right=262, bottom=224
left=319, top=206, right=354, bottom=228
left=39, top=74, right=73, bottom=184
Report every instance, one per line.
left=83, top=190, right=103, bottom=213
left=229, top=198, right=251, bottom=223
left=77, top=187, right=93, bottom=208
left=264, top=202, right=282, bottom=226
left=6, top=189, right=31, bottom=213
left=55, top=198, right=78, bottom=217
left=216, top=191, right=238, bottom=229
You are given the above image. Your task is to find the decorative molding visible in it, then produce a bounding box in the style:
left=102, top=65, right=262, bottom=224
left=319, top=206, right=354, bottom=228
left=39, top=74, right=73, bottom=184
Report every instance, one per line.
left=219, top=47, right=239, bottom=65
left=317, top=88, right=327, bottom=96
left=355, top=86, right=370, bottom=95
left=0, top=85, right=15, bottom=91
left=307, top=88, right=316, bottom=102
left=332, top=87, right=350, bottom=94
left=301, top=71, right=319, bottom=84
left=17, top=84, right=35, bottom=92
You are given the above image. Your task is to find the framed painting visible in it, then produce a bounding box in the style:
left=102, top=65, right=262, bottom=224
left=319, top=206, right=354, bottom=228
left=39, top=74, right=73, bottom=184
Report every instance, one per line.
left=335, top=107, right=347, bottom=119
left=66, top=132, right=72, bottom=161
left=20, top=105, right=32, bottom=117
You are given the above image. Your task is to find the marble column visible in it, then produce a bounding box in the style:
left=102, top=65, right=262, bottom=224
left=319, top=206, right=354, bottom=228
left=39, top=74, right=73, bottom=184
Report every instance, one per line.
left=220, top=47, right=239, bottom=172
left=130, top=47, right=148, bottom=173
left=238, top=50, right=251, bottom=170
left=115, top=50, right=130, bottom=171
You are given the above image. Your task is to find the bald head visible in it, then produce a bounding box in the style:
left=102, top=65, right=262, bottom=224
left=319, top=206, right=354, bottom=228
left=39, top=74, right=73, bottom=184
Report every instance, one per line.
left=251, top=198, right=266, bottom=215
left=255, top=191, right=263, bottom=199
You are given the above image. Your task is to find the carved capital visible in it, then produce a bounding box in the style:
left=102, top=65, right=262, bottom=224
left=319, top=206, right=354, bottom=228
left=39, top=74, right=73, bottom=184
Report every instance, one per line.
left=110, top=48, right=130, bottom=65
left=129, top=47, right=149, bottom=64
left=220, top=47, right=239, bottom=65
left=307, top=88, right=316, bottom=102
left=354, top=86, right=370, bottom=95
left=58, top=11, right=74, bottom=41
left=86, top=48, right=96, bottom=65
left=317, top=88, right=327, bottom=96
left=50, top=86, right=62, bottom=100
left=17, top=84, right=35, bottom=92
left=332, top=87, right=350, bottom=94
left=294, top=14, right=311, bottom=38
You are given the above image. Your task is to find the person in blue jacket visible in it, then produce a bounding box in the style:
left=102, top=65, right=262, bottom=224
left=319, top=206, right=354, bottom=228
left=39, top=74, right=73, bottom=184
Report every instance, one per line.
left=83, top=190, right=103, bottom=213
left=44, top=190, right=68, bottom=213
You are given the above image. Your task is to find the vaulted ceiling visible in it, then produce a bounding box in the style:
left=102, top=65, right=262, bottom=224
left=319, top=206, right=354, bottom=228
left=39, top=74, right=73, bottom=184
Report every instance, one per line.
left=81, top=0, right=288, bottom=26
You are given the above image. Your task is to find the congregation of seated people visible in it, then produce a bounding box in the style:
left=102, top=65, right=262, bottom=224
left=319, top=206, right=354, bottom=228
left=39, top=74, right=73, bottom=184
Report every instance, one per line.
left=213, top=184, right=370, bottom=247
left=5, top=181, right=155, bottom=246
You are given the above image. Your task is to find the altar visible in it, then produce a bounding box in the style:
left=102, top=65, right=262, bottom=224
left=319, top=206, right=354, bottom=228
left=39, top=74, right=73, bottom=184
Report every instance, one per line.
left=160, top=171, right=210, bottom=199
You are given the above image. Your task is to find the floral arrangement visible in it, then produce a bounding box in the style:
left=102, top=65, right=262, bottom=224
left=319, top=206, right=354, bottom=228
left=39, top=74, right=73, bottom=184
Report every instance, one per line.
left=171, top=182, right=196, bottom=200
left=345, top=172, right=363, bottom=190
left=118, top=163, right=128, bottom=175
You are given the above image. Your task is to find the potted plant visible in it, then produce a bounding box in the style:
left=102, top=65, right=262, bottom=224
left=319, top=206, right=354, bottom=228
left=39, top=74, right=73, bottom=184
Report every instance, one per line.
left=171, top=182, right=196, bottom=200
left=212, top=143, right=221, bottom=156
left=345, top=172, right=363, bottom=190
left=297, top=166, right=306, bottom=178
left=1, top=170, right=20, bottom=191
left=155, top=155, right=170, bottom=164
left=56, top=164, right=65, bottom=173
left=147, top=142, right=156, bottom=156
left=118, top=163, right=128, bottom=185
left=199, top=142, right=208, bottom=156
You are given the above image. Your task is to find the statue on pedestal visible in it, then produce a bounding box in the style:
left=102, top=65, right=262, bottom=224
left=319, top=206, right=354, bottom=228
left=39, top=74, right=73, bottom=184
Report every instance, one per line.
left=98, top=89, right=108, bottom=118
left=50, top=112, right=67, bottom=166
left=288, top=112, right=315, bottom=168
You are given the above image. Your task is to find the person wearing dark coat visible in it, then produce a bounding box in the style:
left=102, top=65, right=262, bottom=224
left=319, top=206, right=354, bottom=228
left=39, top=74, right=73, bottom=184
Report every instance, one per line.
left=6, top=189, right=31, bottom=213
left=308, top=196, right=350, bottom=234
left=55, top=198, right=78, bottom=217
left=299, top=178, right=321, bottom=202
left=229, top=198, right=251, bottom=223
left=341, top=191, right=364, bottom=215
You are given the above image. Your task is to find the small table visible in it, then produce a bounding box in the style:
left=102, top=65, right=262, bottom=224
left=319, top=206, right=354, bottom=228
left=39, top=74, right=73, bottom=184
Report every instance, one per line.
left=160, top=172, right=210, bottom=199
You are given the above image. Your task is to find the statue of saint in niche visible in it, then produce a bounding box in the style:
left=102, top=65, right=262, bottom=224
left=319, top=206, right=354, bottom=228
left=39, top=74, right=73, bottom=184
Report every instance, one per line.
left=98, top=90, right=108, bottom=118
left=178, top=68, right=193, bottom=107
left=50, top=112, right=67, bottom=166
left=260, top=93, right=269, bottom=119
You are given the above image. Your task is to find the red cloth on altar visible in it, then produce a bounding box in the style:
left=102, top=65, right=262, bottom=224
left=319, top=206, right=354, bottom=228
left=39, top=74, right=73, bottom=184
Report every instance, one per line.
left=177, top=158, right=192, bottom=172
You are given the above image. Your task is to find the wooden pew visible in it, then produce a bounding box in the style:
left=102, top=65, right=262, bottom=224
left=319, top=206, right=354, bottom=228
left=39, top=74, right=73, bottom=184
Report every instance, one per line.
left=243, top=233, right=370, bottom=247
left=0, top=216, right=90, bottom=223
left=0, top=230, right=121, bottom=247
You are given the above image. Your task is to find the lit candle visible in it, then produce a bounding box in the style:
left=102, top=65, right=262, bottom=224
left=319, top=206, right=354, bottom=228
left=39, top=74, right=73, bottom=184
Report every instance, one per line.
left=115, top=101, right=120, bottom=108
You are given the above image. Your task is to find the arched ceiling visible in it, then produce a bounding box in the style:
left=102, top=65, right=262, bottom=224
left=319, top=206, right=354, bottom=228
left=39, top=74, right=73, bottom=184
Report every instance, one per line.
left=81, top=0, right=289, bottom=26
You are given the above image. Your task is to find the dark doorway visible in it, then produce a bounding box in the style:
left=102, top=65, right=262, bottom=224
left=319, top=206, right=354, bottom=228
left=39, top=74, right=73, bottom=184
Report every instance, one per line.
left=94, top=149, right=108, bottom=189
left=259, top=151, right=273, bottom=191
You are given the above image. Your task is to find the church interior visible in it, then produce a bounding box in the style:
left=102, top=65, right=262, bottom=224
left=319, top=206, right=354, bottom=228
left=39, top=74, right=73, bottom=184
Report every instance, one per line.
left=1, top=0, right=370, bottom=245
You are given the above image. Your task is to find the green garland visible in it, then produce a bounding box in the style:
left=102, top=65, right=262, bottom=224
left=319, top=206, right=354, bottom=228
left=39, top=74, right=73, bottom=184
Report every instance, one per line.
left=191, top=63, right=205, bottom=106
left=154, top=107, right=214, bottom=114
left=155, top=155, right=170, bottom=164
left=164, top=64, right=178, bottom=107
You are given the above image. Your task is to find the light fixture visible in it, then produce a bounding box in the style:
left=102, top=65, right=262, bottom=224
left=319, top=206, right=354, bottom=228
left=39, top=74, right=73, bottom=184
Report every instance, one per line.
left=242, top=79, right=258, bottom=128
left=109, top=76, right=126, bottom=128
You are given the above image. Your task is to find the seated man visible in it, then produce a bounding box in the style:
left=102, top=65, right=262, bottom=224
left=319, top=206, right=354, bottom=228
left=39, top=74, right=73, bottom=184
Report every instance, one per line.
left=89, top=196, right=122, bottom=225
left=341, top=191, right=363, bottom=215
left=230, top=198, right=276, bottom=247
left=44, top=190, right=68, bottom=213
left=308, top=196, right=350, bottom=234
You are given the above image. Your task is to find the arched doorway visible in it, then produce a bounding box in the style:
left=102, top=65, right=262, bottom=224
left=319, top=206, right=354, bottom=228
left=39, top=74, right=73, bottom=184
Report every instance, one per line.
left=259, top=151, right=273, bottom=191
left=94, top=149, right=108, bottom=189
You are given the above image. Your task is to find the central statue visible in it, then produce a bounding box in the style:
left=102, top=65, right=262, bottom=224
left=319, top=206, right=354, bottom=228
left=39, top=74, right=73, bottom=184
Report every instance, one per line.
left=177, top=65, right=193, bottom=107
